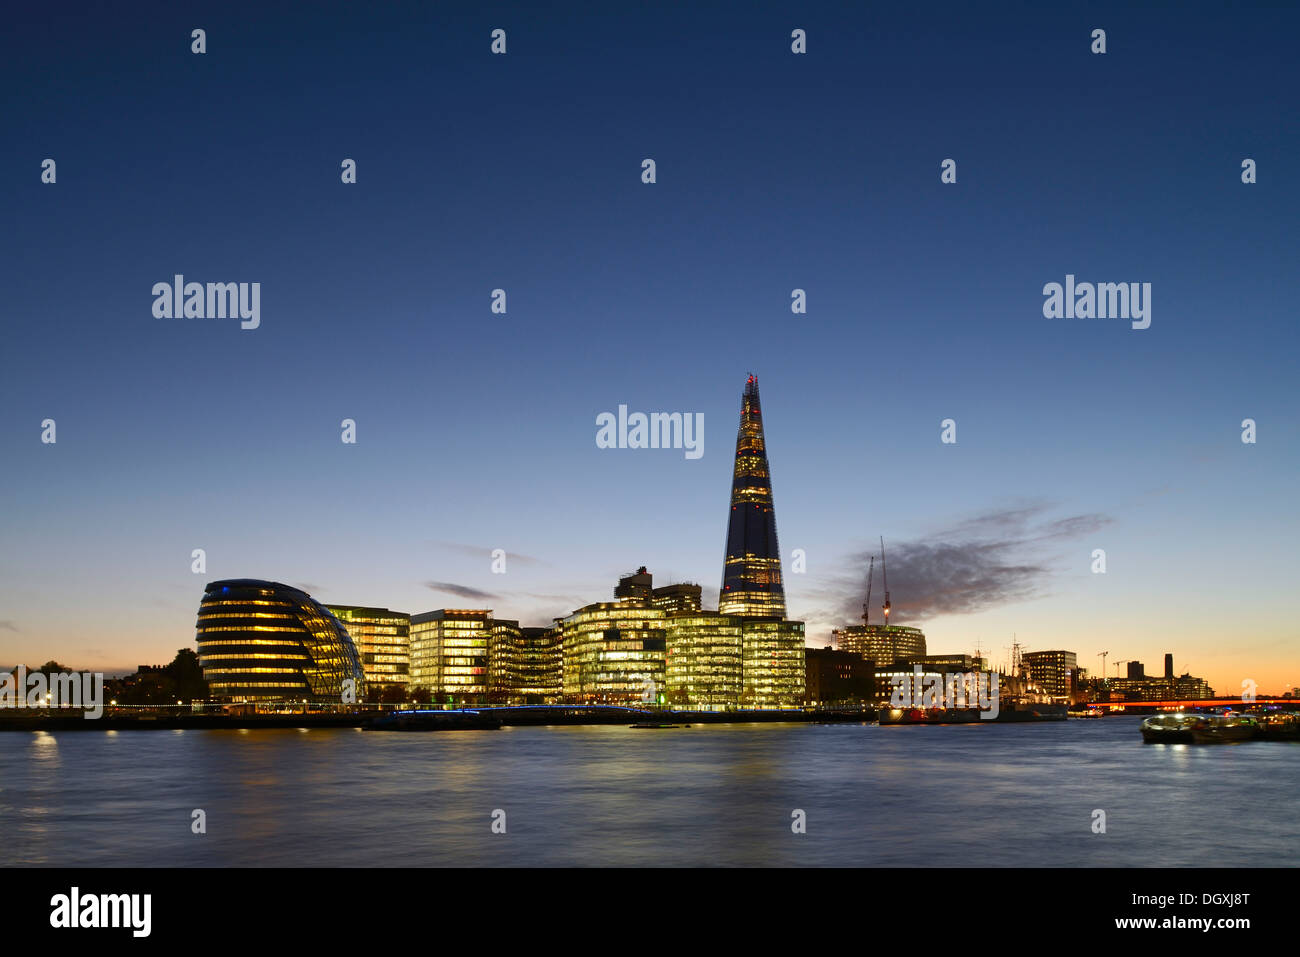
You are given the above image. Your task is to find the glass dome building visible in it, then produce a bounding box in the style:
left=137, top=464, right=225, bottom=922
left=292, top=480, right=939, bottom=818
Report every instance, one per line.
left=195, top=579, right=365, bottom=703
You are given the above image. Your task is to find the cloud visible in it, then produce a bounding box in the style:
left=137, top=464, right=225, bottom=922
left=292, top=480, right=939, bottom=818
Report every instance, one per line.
left=431, top=541, right=545, bottom=567
left=423, top=581, right=501, bottom=602
left=0, top=620, right=19, bottom=633
left=810, top=502, right=1113, bottom=626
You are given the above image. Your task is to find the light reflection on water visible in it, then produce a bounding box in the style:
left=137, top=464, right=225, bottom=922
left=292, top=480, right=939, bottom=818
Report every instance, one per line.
left=0, top=718, right=1293, bottom=866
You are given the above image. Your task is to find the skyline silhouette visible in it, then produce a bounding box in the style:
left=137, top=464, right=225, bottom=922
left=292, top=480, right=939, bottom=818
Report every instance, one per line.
left=2, top=2, right=1297, bottom=696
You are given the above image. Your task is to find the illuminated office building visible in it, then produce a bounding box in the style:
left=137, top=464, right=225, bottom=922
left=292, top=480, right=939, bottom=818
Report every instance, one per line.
left=564, top=550, right=804, bottom=709
left=665, top=611, right=743, bottom=710
left=489, top=619, right=563, bottom=703
left=488, top=618, right=521, bottom=701
left=1022, top=649, right=1077, bottom=697
left=740, top=618, right=806, bottom=708
left=719, top=375, right=786, bottom=618
left=833, top=624, right=927, bottom=667
left=518, top=625, right=563, bottom=701
left=326, top=605, right=410, bottom=693
left=653, top=582, right=703, bottom=615
left=409, top=609, right=490, bottom=701
left=910, top=653, right=987, bottom=673
left=613, top=571, right=702, bottom=615
left=195, top=579, right=364, bottom=703
left=871, top=656, right=994, bottom=707
left=561, top=598, right=667, bottom=706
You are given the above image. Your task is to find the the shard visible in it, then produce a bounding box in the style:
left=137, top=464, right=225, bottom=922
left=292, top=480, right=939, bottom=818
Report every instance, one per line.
left=719, top=375, right=787, bottom=618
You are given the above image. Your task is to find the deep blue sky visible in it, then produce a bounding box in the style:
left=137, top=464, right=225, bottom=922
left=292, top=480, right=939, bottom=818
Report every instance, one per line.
left=3, top=1, right=1297, bottom=692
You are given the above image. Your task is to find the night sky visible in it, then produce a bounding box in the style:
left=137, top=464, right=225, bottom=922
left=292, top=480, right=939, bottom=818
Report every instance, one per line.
left=3, top=1, right=1297, bottom=694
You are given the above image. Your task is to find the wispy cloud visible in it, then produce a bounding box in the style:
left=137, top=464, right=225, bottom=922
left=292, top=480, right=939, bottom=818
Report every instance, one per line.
left=431, top=541, right=545, bottom=567
left=0, top=620, right=19, bottom=633
left=806, top=502, right=1112, bottom=626
left=424, top=581, right=501, bottom=602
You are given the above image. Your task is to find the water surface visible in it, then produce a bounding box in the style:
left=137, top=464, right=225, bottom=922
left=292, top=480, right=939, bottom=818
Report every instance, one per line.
left=1, top=718, right=1291, bottom=866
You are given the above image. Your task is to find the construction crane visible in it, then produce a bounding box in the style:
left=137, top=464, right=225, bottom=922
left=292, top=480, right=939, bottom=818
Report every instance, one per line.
left=1097, top=651, right=1109, bottom=683
left=862, top=555, right=874, bottom=626
left=880, top=537, right=891, bottom=627
left=1114, top=660, right=1130, bottom=679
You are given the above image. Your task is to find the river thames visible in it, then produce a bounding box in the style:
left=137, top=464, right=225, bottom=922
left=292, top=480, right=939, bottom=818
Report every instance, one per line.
left=2, top=717, right=1293, bottom=867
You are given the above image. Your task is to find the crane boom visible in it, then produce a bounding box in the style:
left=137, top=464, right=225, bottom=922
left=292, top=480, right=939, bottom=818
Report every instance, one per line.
left=863, top=555, right=874, bottom=626
left=880, top=537, right=891, bottom=627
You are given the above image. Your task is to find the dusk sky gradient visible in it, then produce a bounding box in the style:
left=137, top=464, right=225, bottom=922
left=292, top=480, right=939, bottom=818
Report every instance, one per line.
left=3, top=1, right=1297, bottom=694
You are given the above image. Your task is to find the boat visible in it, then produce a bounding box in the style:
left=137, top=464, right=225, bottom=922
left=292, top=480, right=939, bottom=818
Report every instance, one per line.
left=1189, top=713, right=1260, bottom=744
left=1068, top=707, right=1103, bottom=719
left=878, top=701, right=1067, bottom=725
left=1260, top=713, right=1300, bottom=741
left=1140, top=713, right=1196, bottom=743
left=998, top=701, right=1069, bottom=721
left=365, top=710, right=502, bottom=731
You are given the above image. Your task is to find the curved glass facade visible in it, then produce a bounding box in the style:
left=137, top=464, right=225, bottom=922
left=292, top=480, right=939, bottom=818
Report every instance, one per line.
left=196, top=579, right=365, bottom=703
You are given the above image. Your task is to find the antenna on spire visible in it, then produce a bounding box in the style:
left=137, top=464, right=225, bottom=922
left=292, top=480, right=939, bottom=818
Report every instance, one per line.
left=880, top=536, right=891, bottom=628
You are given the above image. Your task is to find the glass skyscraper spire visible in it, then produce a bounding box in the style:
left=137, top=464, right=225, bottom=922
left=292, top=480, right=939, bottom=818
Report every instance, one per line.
left=719, top=375, right=787, bottom=618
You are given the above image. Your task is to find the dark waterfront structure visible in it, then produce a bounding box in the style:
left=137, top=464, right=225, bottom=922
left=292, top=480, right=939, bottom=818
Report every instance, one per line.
left=719, top=375, right=786, bottom=618
left=805, top=647, right=873, bottom=707
left=195, top=580, right=365, bottom=703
